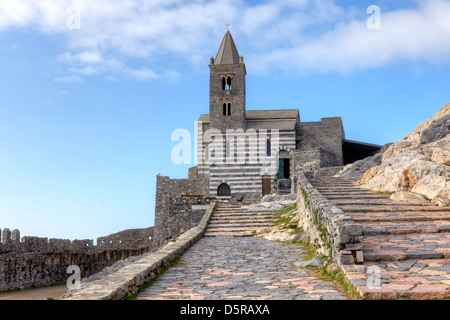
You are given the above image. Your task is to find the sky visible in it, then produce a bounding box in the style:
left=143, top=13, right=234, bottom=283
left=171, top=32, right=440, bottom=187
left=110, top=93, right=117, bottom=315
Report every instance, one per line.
left=0, top=0, right=450, bottom=241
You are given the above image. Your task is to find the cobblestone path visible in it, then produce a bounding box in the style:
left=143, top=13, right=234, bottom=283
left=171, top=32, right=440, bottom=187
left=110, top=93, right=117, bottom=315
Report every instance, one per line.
left=138, top=236, right=345, bottom=300
left=314, top=178, right=450, bottom=300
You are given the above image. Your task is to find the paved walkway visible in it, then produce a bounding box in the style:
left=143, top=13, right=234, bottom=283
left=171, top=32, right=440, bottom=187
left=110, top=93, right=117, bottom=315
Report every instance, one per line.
left=314, top=178, right=450, bottom=300
left=138, top=236, right=345, bottom=300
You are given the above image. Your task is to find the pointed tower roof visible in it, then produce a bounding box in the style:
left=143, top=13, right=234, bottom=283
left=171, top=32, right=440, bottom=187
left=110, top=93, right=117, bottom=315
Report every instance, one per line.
left=214, top=31, right=241, bottom=65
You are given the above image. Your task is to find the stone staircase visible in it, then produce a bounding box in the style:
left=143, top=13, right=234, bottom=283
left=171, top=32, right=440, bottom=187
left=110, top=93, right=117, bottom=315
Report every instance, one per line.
left=312, top=177, right=450, bottom=299
left=204, top=204, right=274, bottom=237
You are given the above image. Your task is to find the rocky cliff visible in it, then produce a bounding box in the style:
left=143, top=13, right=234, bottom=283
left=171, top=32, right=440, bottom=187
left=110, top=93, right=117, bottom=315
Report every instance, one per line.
left=342, top=103, right=450, bottom=206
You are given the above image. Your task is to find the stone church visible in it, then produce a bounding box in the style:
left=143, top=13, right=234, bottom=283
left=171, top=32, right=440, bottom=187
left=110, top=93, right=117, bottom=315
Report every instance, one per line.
left=191, top=30, right=380, bottom=201
left=153, top=30, right=380, bottom=245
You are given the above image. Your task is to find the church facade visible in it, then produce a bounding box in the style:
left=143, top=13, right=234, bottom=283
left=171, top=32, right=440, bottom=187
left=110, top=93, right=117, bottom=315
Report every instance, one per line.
left=190, top=31, right=378, bottom=201
left=153, top=30, right=380, bottom=245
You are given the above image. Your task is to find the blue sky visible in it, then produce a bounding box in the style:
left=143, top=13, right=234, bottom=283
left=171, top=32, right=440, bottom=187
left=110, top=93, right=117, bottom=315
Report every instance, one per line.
left=0, top=0, right=450, bottom=241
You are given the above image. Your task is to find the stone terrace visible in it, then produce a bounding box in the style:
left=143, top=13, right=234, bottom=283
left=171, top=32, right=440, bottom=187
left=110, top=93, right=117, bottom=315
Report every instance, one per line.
left=312, top=177, right=450, bottom=300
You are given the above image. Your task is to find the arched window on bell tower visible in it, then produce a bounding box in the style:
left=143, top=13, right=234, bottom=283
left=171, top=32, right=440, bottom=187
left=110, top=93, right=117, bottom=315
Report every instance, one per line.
left=227, top=103, right=231, bottom=116
left=222, top=77, right=226, bottom=90
left=226, top=76, right=232, bottom=90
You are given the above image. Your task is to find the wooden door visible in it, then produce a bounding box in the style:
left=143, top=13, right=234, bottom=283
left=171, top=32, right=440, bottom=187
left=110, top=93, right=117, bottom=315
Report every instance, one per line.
left=262, top=178, right=271, bottom=197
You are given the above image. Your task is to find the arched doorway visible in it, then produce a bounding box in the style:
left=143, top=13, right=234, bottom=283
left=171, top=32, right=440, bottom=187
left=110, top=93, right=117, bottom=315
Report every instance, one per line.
left=217, top=183, right=231, bottom=197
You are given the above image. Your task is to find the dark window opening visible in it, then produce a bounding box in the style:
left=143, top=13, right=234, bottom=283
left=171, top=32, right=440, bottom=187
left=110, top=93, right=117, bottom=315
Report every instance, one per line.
left=222, top=77, right=226, bottom=90
left=277, top=158, right=290, bottom=179
left=266, top=139, right=271, bottom=157
left=217, top=183, right=231, bottom=197
left=223, top=103, right=231, bottom=116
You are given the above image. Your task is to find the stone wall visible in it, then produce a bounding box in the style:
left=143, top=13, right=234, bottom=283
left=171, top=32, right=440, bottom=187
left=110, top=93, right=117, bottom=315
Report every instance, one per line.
left=277, top=179, right=292, bottom=195
left=297, top=117, right=345, bottom=166
left=0, top=247, right=151, bottom=292
left=97, top=227, right=154, bottom=250
left=296, top=172, right=363, bottom=265
left=153, top=175, right=210, bottom=248
left=0, top=225, right=157, bottom=291
left=0, top=228, right=95, bottom=254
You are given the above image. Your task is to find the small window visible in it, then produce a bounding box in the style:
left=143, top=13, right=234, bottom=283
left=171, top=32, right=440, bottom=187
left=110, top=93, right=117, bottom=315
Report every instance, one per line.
left=223, top=103, right=231, bottom=116
left=226, top=76, right=232, bottom=90
left=266, top=139, right=271, bottom=157
left=222, top=77, right=226, bottom=90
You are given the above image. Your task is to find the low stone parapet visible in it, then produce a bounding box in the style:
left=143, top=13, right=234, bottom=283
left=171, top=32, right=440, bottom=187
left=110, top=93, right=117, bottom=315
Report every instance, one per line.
left=64, top=202, right=217, bottom=300
left=296, top=172, right=363, bottom=265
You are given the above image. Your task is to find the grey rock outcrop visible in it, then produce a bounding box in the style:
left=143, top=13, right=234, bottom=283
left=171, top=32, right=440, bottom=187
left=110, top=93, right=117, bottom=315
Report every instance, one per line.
left=420, top=114, right=450, bottom=144
left=359, top=103, right=450, bottom=206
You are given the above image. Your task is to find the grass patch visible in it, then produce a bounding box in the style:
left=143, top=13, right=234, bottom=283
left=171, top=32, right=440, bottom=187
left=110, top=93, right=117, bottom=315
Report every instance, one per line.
left=297, top=239, right=318, bottom=262
left=295, top=240, right=362, bottom=300
left=314, top=264, right=362, bottom=300
left=272, top=203, right=302, bottom=235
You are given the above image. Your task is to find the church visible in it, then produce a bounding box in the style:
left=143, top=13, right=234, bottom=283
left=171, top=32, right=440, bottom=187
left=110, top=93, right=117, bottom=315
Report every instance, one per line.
left=190, top=30, right=380, bottom=201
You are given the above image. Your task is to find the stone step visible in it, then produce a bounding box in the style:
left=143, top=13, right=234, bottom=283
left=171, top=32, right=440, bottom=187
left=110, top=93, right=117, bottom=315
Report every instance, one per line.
left=341, top=205, right=450, bottom=213
left=312, top=183, right=358, bottom=188
left=361, top=220, right=450, bottom=236
left=349, top=210, right=450, bottom=223
left=361, top=233, right=450, bottom=262
left=208, top=222, right=273, bottom=229
left=315, top=186, right=367, bottom=191
left=203, top=231, right=255, bottom=237
left=320, top=194, right=389, bottom=200
left=214, top=209, right=273, bottom=213
left=209, top=217, right=273, bottom=223
left=330, top=199, right=435, bottom=207
left=212, top=212, right=273, bottom=217
left=206, top=204, right=275, bottom=237
left=341, top=260, right=450, bottom=300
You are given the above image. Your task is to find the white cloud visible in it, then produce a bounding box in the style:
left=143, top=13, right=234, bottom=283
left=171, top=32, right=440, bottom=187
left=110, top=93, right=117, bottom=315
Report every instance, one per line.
left=54, top=75, right=84, bottom=83
left=1, top=0, right=450, bottom=79
left=250, top=0, right=450, bottom=74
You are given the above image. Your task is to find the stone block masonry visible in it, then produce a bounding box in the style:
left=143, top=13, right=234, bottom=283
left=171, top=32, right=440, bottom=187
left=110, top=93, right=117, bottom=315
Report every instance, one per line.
left=153, top=175, right=211, bottom=248
left=296, top=172, right=363, bottom=265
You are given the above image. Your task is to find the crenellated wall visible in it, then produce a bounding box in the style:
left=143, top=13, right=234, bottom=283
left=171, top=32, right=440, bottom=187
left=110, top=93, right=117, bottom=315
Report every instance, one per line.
left=0, top=226, right=156, bottom=291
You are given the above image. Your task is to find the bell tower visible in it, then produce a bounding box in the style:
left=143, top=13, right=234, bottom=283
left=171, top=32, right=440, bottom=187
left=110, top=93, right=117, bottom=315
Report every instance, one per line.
left=209, top=31, right=246, bottom=132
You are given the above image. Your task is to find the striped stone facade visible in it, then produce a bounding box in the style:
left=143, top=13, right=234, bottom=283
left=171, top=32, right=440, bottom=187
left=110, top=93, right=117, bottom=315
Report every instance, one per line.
left=195, top=31, right=345, bottom=200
